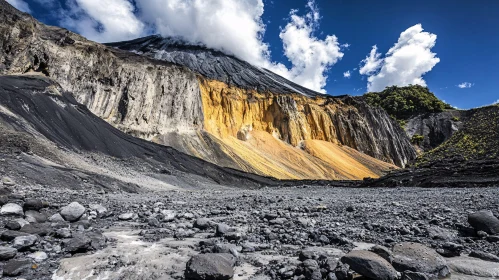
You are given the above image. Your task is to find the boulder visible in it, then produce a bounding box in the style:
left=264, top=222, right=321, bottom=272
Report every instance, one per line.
left=60, top=202, right=85, bottom=222
left=19, top=223, right=51, bottom=236
left=369, top=245, right=394, bottom=263
left=215, top=223, right=230, bottom=237
left=392, top=242, right=450, bottom=278
left=23, top=199, right=44, bottom=211
left=0, top=246, right=17, bottom=260
left=118, top=212, right=135, bottom=221
left=468, top=210, right=499, bottom=235
left=185, top=253, right=235, bottom=280
left=341, top=250, right=398, bottom=280
left=447, top=256, right=499, bottom=278
left=89, top=204, right=107, bottom=216
left=1, top=230, right=31, bottom=241
left=5, top=218, right=29, bottom=230
left=24, top=210, right=48, bottom=223
left=1, top=203, right=24, bottom=216
left=2, top=259, right=33, bottom=277
left=12, top=234, right=38, bottom=250
left=469, top=250, right=499, bottom=263
left=63, top=233, right=92, bottom=253
left=48, top=213, right=66, bottom=223
left=27, top=251, right=48, bottom=262
left=194, top=218, right=212, bottom=230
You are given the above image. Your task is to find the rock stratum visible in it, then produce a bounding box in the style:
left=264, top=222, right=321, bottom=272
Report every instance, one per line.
left=0, top=1, right=416, bottom=180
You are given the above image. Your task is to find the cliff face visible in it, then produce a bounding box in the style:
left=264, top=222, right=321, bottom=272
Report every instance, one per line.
left=405, top=110, right=468, bottom=151
left=0, top=0, right=416, bottom=180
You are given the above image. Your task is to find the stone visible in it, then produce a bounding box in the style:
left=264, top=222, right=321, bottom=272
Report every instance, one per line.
left=341, top=250, right=398, bottom=280
left=194, top=218, right=211, bottom=230
left=0, top=246, right=17, bottom=260
left=2, top=176, right=15, bottom=186
left=468, top=210, right=499, bottom=235
left=5, top=218, right=29, bottom=230
left=161, top=210, right=176, bottom=221
left=89, top=204, right=107, bottom=216
left=48, top=213, right=66, bottom=223
left=86, top=231, right=107, bottom=250
left=185, top=253, right=235, bottom=280
left=118, top=212, right=135, bottom=220
left=469, top=250, right=499, bottom=263
left=1, top=230, right=31, bottom=241
left=60, top=202, right=85, bottom=222
left=427, top=226, right=456, bottom=241
left=63, top=233, right=92, bottom=253
left=2, top=259, right=33, bottom=276
left=299, top=247, right=324, bottom=261
left=0, top=195, right=7, bottom=206
left=392, top=242, right=450, bottom=278
left=1, top=203, right=24, bottom=216
left=369, top=245, right=393, bottom=263
left=13, top=234, right=38, bottom=250
left=27, top=251, right=48, bottom=262
left=20, top=223, right=51, bottom=236
left=447, top=256, right=499, bottom=277
left=55, top=228, right=72, bottom=238
left=302, top=259, right=322, bottom=280
left=24, top=210, right=48, bottom=223
left=215, top=223, right=230, bottom=236
left=23, top=199, right=44, bottom=211
left=148, top=217, right=160, bottom=227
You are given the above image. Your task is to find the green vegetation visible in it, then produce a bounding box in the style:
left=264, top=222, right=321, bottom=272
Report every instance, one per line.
left=364, top=85, right=452, bottom=121
left=411, top=134, right=424, bottom=146
left=418, top=106, right=499, bottom=163
left=452, top=116, right=460, bottom=122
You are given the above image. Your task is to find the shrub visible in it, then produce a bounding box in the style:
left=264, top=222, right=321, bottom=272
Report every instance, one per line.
left=411, top=134, right=424, bottom=145
left=364, top=85, right=452, bottom=121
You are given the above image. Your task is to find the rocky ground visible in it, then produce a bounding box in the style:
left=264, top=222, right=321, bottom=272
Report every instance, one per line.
left=1, top=166, right=498, bottom=280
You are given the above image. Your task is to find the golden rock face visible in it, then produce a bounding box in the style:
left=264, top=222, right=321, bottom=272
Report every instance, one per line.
left=163, top=77, right=398, bottom=180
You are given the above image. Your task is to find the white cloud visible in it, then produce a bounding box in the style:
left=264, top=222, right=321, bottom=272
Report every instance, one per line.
left=457, top=82, right=474, bottom=89
left=359, top=24, right=440, bottom=92
left=343, top=71, right=351, bottom=78
left=135, top=0, right=344, bottom=93
left=494, top=99, right=499, bottom=105
left=56, top=0, right=343, bottom=93
left=276, top=2, right=344, bottom=92
left=6, top=0, right=31, bottom=13
left=61, top=0, right=145, bottom=43
left=359, top=45, right=382, bottom=75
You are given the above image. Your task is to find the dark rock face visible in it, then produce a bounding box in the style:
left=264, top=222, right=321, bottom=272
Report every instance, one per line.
left=405, top=110, right=468, bottom=151
left=107, top=35, right=322, bottom=98
left=468, top=210, right=499, bottom=235
left=185, top=253, right=235, bottom=280
left=341, top=250, right=398, bottom=280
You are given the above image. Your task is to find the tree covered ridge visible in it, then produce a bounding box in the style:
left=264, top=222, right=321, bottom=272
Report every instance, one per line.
left=363, top=85, right=453, bottom=121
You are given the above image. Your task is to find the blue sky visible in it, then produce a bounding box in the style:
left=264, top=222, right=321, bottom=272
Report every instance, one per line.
left=7, top=0, right=499, bottom=109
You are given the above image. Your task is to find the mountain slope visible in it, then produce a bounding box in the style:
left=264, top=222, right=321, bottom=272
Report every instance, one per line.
left=0, top=0, right=416, bottom=180
left=363, top=105, right=499, bottom=187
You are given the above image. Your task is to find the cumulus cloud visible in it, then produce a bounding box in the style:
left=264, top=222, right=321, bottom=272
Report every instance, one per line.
left=359, top=24, right=440, bottom=92
left=457, top=82, right=474, bottom=89
left=55, top=0, right=343, bottom=93
left=343, top=71, right=351, bottom=78
left=60, top=0, right=145, bottom=43
left=276, top=2, right=344, bottom=92
left=6, top=0, right=31, bottom=13
left=359, top=45, right=382, bottom=75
